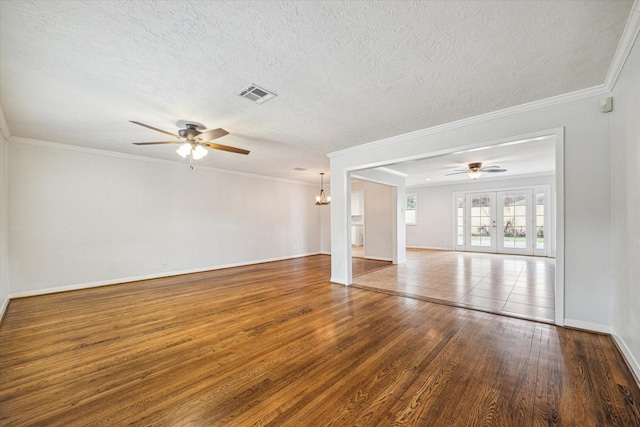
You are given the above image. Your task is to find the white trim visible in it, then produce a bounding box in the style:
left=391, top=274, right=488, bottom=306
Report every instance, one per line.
left=563, top=319, right=612, bottom=335
left=612, top=330, right=640, bottom=386
left=8, top=253, right=321, bottom=299
left=0, top=296, right=9, bottom=324
left=604, top=0, right=640, bottom=89
left=330, top=276, right=347, bottom=285
left=361, top=256, right=393, bottom=262
left=406, top=246, right=453, bottom=251
left=7, top=135, right=317, bottom=187
left=554, top=129, right=565, bottom=326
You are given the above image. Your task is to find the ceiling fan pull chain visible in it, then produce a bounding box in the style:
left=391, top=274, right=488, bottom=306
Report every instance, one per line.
left=189, top=151, right=194, bottom=170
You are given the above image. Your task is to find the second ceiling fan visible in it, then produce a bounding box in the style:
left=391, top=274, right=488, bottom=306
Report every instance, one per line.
left=446, top=162, right=507, bottom=180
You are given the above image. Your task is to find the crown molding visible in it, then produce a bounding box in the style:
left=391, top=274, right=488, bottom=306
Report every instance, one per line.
left=7, top=135, right=317, bottom=187
left=604, top=0, right=640, bottom=89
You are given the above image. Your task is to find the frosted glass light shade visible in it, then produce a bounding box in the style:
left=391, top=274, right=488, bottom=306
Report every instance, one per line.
left=177, top=143, right=192, bottom=158
left=192, top=145, right=208, bottom=160
left=467, top=170, right=483, bottom=180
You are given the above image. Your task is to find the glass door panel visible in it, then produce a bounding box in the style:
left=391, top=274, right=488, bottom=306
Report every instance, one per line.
left=497, top=190, right=533, bottom=255
left=465, top=193, right=496, bottom=252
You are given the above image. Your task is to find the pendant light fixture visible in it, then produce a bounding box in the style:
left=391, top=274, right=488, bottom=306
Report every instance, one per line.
left=315, top=173, right=331, bottom=205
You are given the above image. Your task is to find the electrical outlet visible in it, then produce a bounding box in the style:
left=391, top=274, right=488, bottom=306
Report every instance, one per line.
left=162, top=259, right=168, bottom=266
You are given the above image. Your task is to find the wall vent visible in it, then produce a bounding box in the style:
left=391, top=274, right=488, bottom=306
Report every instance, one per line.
left=237, top=83, right=277, bottom=104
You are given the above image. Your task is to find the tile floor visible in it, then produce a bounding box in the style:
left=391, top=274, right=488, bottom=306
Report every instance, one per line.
left=351, top=248, right=555, bottom=323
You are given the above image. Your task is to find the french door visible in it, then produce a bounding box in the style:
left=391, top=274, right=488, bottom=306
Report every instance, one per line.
left=456, top=187, right=549, bottom=256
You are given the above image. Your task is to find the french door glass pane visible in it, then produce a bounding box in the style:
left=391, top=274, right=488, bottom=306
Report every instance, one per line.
left=536, top=192, right=545, bottom=249
left=502, top=192, right=528, bottom=249
left=470, top=196, right=491, bottom=247
left=456, top=198, right=464, bottom=245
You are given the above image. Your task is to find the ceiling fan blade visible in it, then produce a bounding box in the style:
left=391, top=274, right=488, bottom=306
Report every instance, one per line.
left=198, top=128, right=229, bottom=141
left=130, top=121, right=180, bottom=138
left=202, top=142, right=250, bottom=155
left=482, top=165, right=502, bottom=170
left=484, top=169, right=507, bottom=172
left=132, top=141, right=179, bottom=145
left=445, top=171, right=468, bottom=176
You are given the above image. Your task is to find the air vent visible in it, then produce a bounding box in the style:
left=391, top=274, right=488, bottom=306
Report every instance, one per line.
left=237, top=83, right=277, bottom=104
left=293, top=167, right=306, bottom=171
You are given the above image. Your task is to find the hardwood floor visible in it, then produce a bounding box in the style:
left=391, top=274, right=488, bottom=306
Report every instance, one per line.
left=1, top=255, right=639, bottom=426
left=353, top=249, right=555, bottom=323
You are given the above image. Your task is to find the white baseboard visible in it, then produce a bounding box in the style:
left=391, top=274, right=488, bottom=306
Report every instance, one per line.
left=406, top=245, right=453, bottom=251
left=8, top=252, right=321, bottom=300
left=612, top=330, right=640, bottom=387
left=563, top=318, right=612, bottom=334
left=363, top=256, right=393, bottom=262
left=0, top=295, right=9, bottom=324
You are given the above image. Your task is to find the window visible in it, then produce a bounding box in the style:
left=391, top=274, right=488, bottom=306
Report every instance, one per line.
left=405, top=194, right=417, bottom=225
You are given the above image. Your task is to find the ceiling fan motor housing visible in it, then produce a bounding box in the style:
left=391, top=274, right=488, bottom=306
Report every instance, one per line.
left=179, top=124, right=202, bottom=141
left=468, top=162, right=482, bottom=171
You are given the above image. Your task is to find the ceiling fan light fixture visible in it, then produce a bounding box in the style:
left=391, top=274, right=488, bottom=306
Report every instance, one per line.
left=177, top=143, right=192, bottom=158
left=192, top=145, right=208, bottom=160
left=467, top=170, right=483, bottom=180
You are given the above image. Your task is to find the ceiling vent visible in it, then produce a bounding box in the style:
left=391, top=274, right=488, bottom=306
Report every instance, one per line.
left=237, top=83, right=277, bottom=104
left=293, top=167, right=306, bottom=171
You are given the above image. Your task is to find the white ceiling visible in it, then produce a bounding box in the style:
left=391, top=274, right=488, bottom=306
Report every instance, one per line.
left=0, top=1, right=634, bottom=184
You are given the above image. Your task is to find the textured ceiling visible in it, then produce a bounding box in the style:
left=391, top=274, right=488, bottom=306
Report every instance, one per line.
left=0, top=0, right=634, bottom=183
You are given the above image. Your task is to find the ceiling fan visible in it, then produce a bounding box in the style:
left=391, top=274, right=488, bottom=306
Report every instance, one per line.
left=130, top=120, right=249, bottom=168
left=446, top=162, right=507, bottom=180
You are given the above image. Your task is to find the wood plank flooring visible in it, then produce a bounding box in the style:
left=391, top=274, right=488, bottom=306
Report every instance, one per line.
left=1, top=255, right=639, bottom=426
left=353, top=249, right=555, bottom=323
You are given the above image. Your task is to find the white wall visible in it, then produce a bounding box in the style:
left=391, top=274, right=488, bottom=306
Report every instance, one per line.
left=407, top=174, right=555, bottom=251
left=351, top=179, right=394, bottom=261
left=611, top=32, right=640, bottom=380
left=330, top=93, right=612, bottom=330
left=0, top=130, right=9, bottom=317
left=7, top=140, right=321, bottom=296
left=320, top=204, right=331, bottom=254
